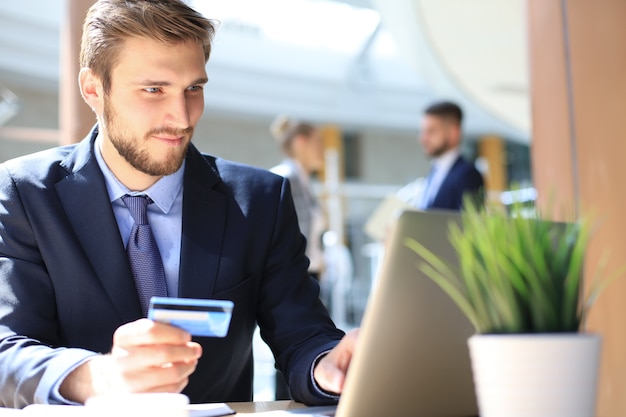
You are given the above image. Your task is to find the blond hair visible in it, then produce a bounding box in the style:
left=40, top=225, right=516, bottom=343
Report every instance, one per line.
left=80, top=0, right=216, bottom=93
left=270, top=115, right=316, bottom=154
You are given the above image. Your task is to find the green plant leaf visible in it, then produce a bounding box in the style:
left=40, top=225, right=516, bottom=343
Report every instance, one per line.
left=404, top=237, right=482, bottom=331
left=403, top=193, right=623, bottom=334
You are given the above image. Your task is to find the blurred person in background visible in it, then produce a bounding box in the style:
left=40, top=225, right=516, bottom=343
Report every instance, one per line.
left=399, top=100, right=484, bottom=211
left=270, top=116, right=328, bottom=400
left=270, top=116, right=327, bottom=281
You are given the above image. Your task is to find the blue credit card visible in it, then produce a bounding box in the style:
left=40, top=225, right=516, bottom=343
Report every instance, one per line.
left=148, top=297, right=234, bottom=337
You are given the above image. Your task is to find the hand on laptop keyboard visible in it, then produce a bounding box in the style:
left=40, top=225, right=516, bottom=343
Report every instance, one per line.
left=313, top=329, right=360, bottom=395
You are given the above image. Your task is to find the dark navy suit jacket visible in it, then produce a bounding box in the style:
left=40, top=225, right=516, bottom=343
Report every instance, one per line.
left=427, top=156, right=484, bottom=211
left=0, top=127, right=343, bottom=408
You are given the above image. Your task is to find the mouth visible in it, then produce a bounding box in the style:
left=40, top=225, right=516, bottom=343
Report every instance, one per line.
left=152, top=134, right=186, bottom=147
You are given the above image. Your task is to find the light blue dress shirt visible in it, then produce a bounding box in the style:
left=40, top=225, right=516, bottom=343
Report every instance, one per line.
left=418, top=148, right=460, bottom=209
left=94, top=136, right=184, bottom=298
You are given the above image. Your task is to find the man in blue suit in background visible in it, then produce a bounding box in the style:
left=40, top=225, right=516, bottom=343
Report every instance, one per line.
left=416, top=101, right=484, bottom=211
left=0, top=0, right=355, bottom=409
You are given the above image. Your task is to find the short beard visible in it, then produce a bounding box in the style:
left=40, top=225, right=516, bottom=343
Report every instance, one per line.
left=103, top=98, right=192, bottom=177
left=429, top=142, right=451, bottom=158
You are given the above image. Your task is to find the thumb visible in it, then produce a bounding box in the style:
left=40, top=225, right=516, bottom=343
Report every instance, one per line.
left=313, top=329, right=359, bottom=394
left=314, top=356, right=346, bottom=394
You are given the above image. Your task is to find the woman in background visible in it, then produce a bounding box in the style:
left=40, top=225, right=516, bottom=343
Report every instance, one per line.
left=270, top=115, right=328, bottom=400
left=270, top=115, right=327, bottom=281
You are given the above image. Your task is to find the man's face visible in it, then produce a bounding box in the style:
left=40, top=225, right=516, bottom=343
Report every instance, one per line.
left=99, top=36, right=208, bottom=179
left=419, top=114, right=457, bottom=158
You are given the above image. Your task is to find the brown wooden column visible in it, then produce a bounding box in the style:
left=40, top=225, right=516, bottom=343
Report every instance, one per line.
left=318, top=125, right=345, bottom=183
left=319, top=125, right=346, bottom=243
left=478, top=135, right=507, bottom=205
left=528, top=1, right=626, bottom=415
left=59, top=0, right=96, bottom=145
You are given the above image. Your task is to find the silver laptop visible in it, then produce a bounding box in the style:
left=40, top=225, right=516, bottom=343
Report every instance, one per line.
left=286, top=209, right=478, bottom=417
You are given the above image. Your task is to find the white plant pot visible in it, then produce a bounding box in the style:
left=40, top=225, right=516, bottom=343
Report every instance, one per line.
left=468, top=333, right=601, bottom=417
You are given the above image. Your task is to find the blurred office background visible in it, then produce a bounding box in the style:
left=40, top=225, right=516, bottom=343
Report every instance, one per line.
left=1, top=0, right=625, bottom=413
left=0, top=0, right=533, bottom=325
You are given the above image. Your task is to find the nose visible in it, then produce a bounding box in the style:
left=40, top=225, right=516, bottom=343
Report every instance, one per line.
left=165, top=94, right=191, bottom=130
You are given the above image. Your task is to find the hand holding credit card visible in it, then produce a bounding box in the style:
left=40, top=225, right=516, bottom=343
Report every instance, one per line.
left=148, top=297, right=234, bottom=337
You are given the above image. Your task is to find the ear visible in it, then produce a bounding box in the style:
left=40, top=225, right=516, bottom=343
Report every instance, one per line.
left=79, top=67, right=103, bottom=111
left=448, top=124, right=462, bottom=146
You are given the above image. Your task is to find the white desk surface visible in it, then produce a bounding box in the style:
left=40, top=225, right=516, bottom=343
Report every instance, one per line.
left=0, top=401, right=306, bottom=416
left=227, top=401, right=305, bottom=414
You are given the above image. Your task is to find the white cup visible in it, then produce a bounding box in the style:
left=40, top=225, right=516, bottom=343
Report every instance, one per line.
left=85, top=393, right=189, bottom=417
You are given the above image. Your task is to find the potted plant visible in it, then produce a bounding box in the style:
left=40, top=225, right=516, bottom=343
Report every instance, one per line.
left=405, top=199, right=620, bottom=417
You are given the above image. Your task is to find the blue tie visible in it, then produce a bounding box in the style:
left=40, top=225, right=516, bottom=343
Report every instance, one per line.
left=122, top=195, right=167, bottom=316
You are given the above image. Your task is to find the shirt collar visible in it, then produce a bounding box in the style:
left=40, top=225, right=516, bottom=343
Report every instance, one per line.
left=291, top=158, right=310, bottom=188
left=277, top=158, right=309, bottom=187
left=431, top=147, right=461, bottom=173
left=94, top=134, right=185, bottom=214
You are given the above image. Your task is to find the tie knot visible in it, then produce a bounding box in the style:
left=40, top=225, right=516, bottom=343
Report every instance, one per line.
left=122, top=195, right=152, bottom=225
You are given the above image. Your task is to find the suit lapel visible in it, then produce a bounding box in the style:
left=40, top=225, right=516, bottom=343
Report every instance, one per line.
left=431, top=156, right=462, bottom=206
left=178, top=145, right=227, bottom=299
left=55, top=130, right=141, bottom=321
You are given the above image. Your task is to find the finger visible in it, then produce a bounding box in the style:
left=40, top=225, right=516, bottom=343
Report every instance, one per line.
left=142, top=377, right=190, bottom=394
left=335, top=329, right=359, bottom=371
left=324, top=328, right=359, bottom=372
left=313, top=357, right=345, bottom=394
left=141, top=360, right=197, bottom=391
left=113, top=319, right=192, bottom=347
left=112, top=342, right=202, bottom=370
left=313, top=328, right=360, bottom=394
left=112, top=359, right=199, bottom=393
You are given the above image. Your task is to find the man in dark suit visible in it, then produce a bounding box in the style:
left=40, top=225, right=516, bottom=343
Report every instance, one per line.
left=416, top=101, right=484, bottom=211
left=0, top=0, right=355, bottom=409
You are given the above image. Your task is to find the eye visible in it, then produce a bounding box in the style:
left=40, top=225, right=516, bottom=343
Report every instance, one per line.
left=144, top=87, right=161, bottom=94
left=186, top=85, right=204, bottom=93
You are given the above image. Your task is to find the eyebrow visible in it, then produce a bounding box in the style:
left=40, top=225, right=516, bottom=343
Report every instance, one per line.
left=133, top=77, right=209, bottom=87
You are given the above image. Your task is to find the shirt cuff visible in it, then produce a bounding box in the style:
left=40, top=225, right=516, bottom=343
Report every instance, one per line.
left=310, top=350, right=341, bottom=400
left=48, top=352, right=99, bottom=405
